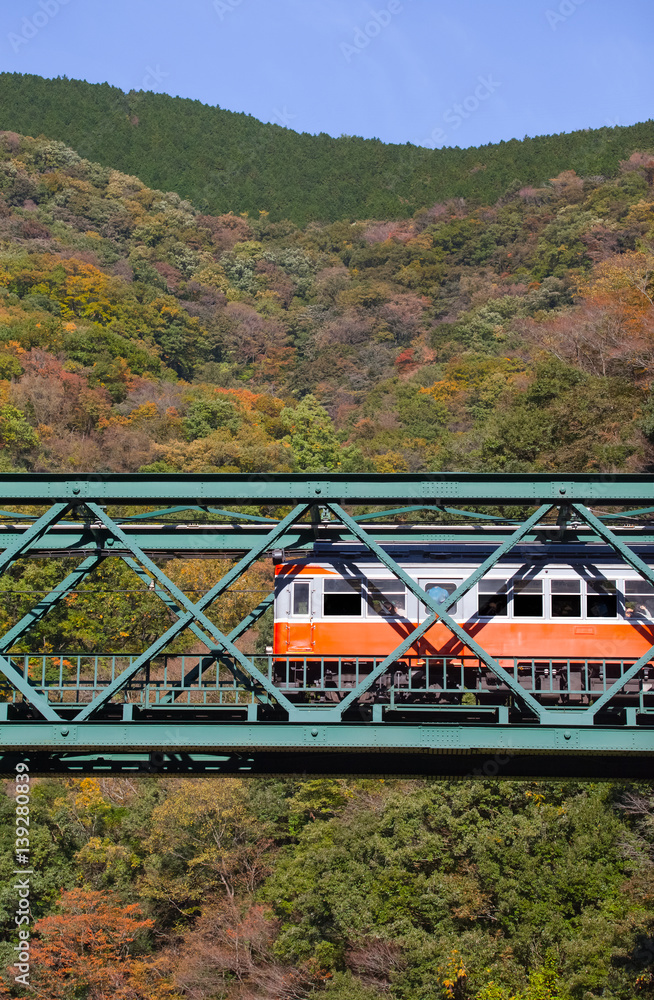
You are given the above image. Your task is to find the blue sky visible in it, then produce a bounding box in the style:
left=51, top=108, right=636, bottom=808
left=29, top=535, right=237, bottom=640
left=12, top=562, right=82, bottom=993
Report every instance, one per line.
left=1, top=0, right=653, bottom=149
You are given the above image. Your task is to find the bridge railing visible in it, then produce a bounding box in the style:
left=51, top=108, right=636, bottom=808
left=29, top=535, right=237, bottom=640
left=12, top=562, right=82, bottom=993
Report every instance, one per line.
left=3, top=652, right=654, bottom=715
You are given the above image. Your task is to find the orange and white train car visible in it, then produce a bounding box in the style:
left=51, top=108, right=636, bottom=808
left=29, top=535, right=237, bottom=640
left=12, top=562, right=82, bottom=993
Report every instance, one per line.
left=273, top=538, right=654, bottom=663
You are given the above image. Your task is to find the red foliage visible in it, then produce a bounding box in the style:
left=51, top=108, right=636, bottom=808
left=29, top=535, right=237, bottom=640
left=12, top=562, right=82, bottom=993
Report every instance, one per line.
left=13, top=349, right=112, bottom=433
left=224, top=302, right=293, bottom=376
left=0, top=131, right=21, bottom=153
left=395, top=347, right=416, bottom=372
left=153, top=261, right=183, bottom=291
left=173, top=899, right=328, bottom=1000
left=197, top=212, right=253, bottom=253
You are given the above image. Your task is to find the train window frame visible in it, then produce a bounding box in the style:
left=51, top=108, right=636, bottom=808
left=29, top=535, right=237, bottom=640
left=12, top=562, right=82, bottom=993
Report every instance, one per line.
left=323, top=577, right=363, bottom=617
left=477, top=580, right=509, bottom=618
left=550, top=578, right=582, bottom=618
left=292, top=581, right=311, bottom=618
left=512, top=578, right=544, bottom=618
left=585, top=578, right=618, bottom=619
left=366, top=578, right=406, bottom=618
left=624, top=578, right=654, bottom=620
left=418, top=580, right=461, bottom=619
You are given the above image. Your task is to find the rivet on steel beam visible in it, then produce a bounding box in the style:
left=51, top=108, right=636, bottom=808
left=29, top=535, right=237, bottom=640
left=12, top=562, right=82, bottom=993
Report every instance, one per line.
left=314, top=488, right=322, bottom=495
left=563, top=731, right=571, bottom=740
left=559, top=488, right=566, bottom=495
left=311, top=728, right=319, bottom=737
left=60, top=728, right=69, bottom=737
left=72, top=486, right=80, bottom=495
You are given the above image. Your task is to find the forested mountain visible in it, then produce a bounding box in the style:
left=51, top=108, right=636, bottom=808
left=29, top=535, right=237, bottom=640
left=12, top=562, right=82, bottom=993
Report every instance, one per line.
left=1, top=72, right=654, bottom=224
left=0, top=120, right=653, bottom=998
left=0, top=130, right=652, bottom=480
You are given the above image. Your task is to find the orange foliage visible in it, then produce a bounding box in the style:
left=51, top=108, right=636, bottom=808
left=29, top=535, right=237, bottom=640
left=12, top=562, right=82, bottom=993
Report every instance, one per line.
left=30, top=888, right=180, bottom=999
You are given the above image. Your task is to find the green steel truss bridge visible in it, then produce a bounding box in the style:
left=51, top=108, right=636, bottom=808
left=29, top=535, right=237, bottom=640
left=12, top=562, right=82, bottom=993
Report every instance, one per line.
left=2, top=473, right=654, bottom=777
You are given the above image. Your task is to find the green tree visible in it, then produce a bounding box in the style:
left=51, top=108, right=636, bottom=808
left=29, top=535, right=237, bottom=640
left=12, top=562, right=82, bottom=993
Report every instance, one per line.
left=281, top=394, right=363, bottom=472
left=0, top=403, right=38, bottom=462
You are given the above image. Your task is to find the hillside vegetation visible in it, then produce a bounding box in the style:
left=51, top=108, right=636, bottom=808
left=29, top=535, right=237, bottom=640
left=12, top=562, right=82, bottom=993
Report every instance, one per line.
left=3, top=776, right=654, bottom=999
left=0, top=130, right=652, bottom=478
left=1, top=73, right=654, bottom=223
left=0, top=119, right=654, bottom=998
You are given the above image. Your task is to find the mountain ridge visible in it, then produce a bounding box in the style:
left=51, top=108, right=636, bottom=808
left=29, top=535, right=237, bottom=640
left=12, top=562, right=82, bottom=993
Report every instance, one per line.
left=1, top=71, right=654, bottom=223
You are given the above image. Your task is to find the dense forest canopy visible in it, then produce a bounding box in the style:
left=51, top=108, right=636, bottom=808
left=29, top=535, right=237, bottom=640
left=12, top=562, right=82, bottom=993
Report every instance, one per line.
left=1, top=72, right=654, bottom=224
left=0, top=89, right=653, bottom=997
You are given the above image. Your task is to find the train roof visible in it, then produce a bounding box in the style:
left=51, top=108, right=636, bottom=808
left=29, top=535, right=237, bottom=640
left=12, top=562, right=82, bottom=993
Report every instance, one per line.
left=276, top=522, right=654, bottom=564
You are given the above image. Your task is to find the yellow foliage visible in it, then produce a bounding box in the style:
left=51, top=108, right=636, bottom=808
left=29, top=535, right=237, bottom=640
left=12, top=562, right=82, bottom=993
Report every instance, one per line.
left=106, top=168, right=146, bottom=198
left=373, top=451, right=409, bottom=473
left=126, top=401, right=159, bottom=424
left=194, top=262, right=228, bottom=291
left=583, top=250, right=654, bottom=310
left=74, top=777, right=111, bottom=816
left=623, top=199, right=654, bottom=227
left=420, top=378, right=461, bottom=402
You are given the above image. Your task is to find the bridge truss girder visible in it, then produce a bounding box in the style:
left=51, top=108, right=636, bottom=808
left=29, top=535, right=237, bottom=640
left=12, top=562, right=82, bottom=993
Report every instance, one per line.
left=1, top=474, right=654, bottom=776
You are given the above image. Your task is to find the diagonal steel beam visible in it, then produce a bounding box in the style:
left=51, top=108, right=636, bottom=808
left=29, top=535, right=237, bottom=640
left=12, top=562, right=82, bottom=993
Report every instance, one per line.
left=0, top=503, right=71, bottom=720
left=157, top=593, right=275, bottom=705
left=571, top=503, right=654, bottom=588
left=0, top=654, right=62, bottom=721
left=587, top=644, right=654, bottom=717
left=0, top=555, right=103, bottom=653
left=0, top=502, right=69, bottom=574
left=569, top=503, right=654, bottom=715
left=121, top=556, right=268, bottom=699
left=329, top=502, right=553, bottom=718
left=74, top=504, right=310, bottom=720
left=354, top=505, right=519, bottom=522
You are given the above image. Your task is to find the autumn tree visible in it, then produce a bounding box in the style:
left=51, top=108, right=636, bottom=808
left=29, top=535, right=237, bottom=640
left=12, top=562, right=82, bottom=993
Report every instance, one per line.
left=29, top=888, right=181, bottom=1000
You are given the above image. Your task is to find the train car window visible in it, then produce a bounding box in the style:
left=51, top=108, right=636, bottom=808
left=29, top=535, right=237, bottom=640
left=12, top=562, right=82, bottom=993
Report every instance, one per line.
left=513, top=579, right=543, bottom=617
left=420, top=581, right=459, bottom=617
left=586, top=580, right=617, bottom=617
left=478, top=582, right=508, bottom=617
left=292, top=582, right=310, bottom=616
left=551, top=579, right=581, bottom=617
left=323, top=578, right=362, bottom=616
left=625, top=580, right=654, bottom=618
left=367, top=580, right=406, bottom=617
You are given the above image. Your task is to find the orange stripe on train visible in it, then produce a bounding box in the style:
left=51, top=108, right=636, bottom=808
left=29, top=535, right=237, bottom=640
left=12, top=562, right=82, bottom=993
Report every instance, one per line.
left=274, top=620, right=654, bottom=658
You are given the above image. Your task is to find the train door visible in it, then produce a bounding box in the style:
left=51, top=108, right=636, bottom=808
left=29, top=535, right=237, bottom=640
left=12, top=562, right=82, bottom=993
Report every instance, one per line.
left=286, top=579, right=315, bottom=651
